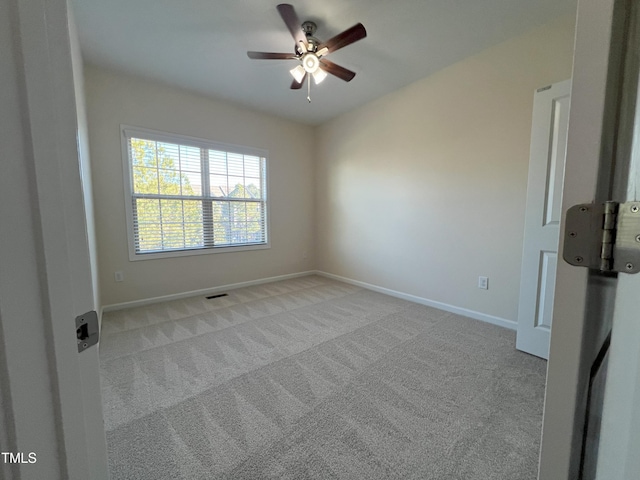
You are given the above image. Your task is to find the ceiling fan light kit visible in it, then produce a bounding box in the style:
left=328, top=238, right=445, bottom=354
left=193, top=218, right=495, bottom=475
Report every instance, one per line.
left=290, top=65, right=306, bottom=83
left=247, top=3, right=367, bottom=102
left=311, top=67, right=327, bottom=84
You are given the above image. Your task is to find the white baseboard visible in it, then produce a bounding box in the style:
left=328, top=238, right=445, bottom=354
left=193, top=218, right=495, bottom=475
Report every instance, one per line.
left=315, top=271, right=517, bottom=331
left=102, top=269, right=517, bottom=331
left=102, top=271, right=317, bottom=312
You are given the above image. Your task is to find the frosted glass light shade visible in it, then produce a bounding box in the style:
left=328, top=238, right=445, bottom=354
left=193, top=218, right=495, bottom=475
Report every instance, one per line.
left=312, top=68, right=327, bottom=84
left=289, top=65, right=305, bottom=83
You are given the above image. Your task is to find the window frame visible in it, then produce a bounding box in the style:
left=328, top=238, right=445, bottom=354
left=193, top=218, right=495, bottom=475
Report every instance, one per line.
left=121, top=125, right=270, bottom=261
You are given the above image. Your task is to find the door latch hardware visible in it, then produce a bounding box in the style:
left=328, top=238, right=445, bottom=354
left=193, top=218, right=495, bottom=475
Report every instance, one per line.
left=76, top=310, right=99, bottom=353
left=563, top=201, right=640, bottom=273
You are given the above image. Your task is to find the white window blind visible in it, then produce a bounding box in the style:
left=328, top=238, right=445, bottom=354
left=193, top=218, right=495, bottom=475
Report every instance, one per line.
left=122, top=127, right=268, bottom=258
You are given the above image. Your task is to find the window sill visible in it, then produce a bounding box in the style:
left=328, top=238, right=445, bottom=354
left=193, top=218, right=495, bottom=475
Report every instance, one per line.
left=128, top=242, right=270, bottom=261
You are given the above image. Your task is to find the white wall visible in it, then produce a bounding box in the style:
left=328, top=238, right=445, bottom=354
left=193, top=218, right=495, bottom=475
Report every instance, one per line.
left=315, top=15, right=576, bottom=323
left=85, top=67, right=315, bottom=306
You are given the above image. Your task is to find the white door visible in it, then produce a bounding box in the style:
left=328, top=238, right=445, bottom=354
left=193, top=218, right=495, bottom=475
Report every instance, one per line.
left=594, top=275, right=640, bottom=479
left=516, top=79, right=571, bottom=359
left=0, top=0, right=108, bottom=478
left=591, top=0, right=640, bottom=475
left=540, top=0, right=640, bottom=478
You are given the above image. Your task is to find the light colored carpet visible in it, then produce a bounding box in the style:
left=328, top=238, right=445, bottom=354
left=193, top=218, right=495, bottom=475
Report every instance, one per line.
left=99, top=275, right=546, bottom=479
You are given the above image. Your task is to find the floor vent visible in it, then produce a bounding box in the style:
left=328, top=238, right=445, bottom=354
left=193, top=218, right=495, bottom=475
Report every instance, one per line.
left=206, top=293, right=228, bottom=300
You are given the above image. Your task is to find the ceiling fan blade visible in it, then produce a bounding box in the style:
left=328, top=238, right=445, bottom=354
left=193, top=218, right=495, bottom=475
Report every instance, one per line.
left=247, top=51, right=296, bottom=60
left=319, top=59, right=356, bottom=82
left=277, top=4, right=307, bottom=47
left=318, top=23, right=367, bottom=54
left=291, top=73, right=307, bottom=89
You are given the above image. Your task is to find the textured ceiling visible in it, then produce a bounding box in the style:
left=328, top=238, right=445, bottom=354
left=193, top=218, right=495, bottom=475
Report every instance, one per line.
left=70, top=0, right=577, bottom=125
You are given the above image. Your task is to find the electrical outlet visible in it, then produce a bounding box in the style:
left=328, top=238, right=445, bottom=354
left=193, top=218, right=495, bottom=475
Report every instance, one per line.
left=478, top=276, right=489, bottom=290
left=115, top=271, right=124, bottom=282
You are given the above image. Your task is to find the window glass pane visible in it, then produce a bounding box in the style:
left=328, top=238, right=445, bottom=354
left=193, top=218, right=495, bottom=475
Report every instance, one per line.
left=210, top=199, right=264, bottom=246
left=136, top=224, right=162, bottom=252
left=130, top=139, right=158, bottom=168
left=210, top=174, right=229, bottom=197
left=244, top=156, right=261, bottom=178
left=159, top=199, right=183, bottom=224
left=231, top=222, right=248, bottom=243
left=182, top=171, right=202, bottom=196
left=133, top=167, right=159, bottom=194
left=209, top=150, right=227, bottom=175
left=157, top=199, right=203, bottom=250
left=136, top=198, right=161, bottom=224
left=227, top=153, right=244, bottom=176
left=212, top=201, right=230, bottom=245
left=180, top=200, right=203, bottom=226
left=213, top=230, right=230, bottom=245
left=184, top=222, right=204, bottom=248
left=158, top=169, right=183, bottom=195
left=161, top=223, right=183, bottom=250
left=246, top=201, right=263, bottom=224
left=246, top=222, right=262, bottom=242
left=228, top=177, right=246, bottom=198
left=179, top=145, right=201, bottom=172
left=231, top=201, right=247, bottom=221
left=179, top=145, right=202, bottom=196
left=158, top=147, right=181, bottom=196
left=157, top=142, right=180, bottom=170
left=135, top=198, right=162, bottom=252
left=245, top=179, right=261, bottom=199
left=212, top=201, right=228, bottom=221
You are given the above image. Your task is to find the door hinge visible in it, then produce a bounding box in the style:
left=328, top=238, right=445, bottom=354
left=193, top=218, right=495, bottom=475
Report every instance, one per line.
left=76, top=310, right=99, bottom=353
left=563, top=201, right=640, bottom=273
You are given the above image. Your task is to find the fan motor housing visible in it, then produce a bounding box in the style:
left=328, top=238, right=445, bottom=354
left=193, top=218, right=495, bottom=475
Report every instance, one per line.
left=301, top=21, right=317, bottom=36
left=297, top=21, right=320, bottom=54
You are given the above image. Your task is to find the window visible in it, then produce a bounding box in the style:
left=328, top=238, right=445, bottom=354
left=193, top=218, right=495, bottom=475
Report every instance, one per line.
left=122, top=126, right=268, bottom=259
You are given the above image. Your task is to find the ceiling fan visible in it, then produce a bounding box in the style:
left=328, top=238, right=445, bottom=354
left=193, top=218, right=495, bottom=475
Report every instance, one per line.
left=247, top=4, right=367, bottom=95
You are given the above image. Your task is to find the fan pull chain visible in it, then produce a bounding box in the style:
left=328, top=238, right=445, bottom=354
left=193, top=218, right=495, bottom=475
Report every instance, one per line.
left=307, top=77, right=311, bottom=103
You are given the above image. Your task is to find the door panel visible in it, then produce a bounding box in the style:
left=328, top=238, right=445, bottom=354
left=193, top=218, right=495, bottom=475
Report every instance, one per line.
left=545, top=96, right=571, bottom=226
left=516, top=79, right=571, bottom=359
left=536, top=251, right=557, bottom=330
